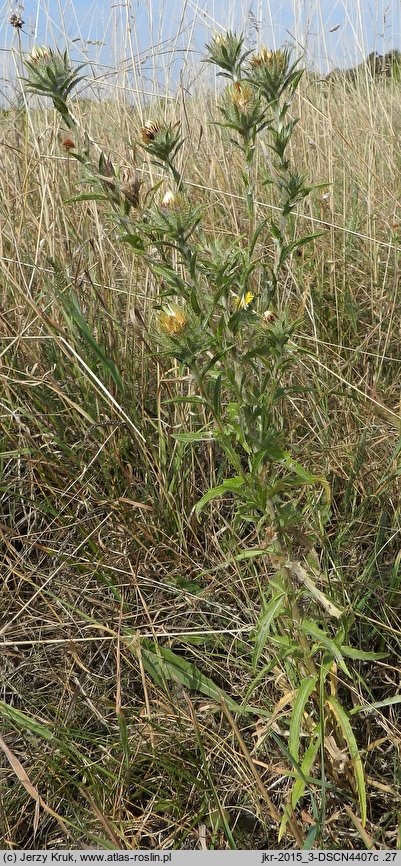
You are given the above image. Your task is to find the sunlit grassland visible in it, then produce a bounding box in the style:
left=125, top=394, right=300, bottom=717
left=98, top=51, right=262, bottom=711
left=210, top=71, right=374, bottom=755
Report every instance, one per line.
left=0, top=14, right=401, bottom=851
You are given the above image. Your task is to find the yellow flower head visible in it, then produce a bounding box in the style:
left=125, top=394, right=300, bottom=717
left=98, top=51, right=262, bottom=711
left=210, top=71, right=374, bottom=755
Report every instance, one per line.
left=234, top=291, right=255, bottom=310
left=212, top=32, right=227, bottom=46
left=250, top=47, right=286, bottom=70
left=273, top=49, right=286, bottom=70
left=158, top=304, right=187, bottom=336
left=230, top=81, right=253, bottom=113
left=250, top=46, right=274, bottom=67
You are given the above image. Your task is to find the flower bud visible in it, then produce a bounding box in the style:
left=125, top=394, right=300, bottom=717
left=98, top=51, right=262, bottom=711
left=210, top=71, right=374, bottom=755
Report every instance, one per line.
left=62, top=137, right=75, bottom=151
left=161, top=190, right=177, bottom=208
left=262, top=309, right=276, bottom=324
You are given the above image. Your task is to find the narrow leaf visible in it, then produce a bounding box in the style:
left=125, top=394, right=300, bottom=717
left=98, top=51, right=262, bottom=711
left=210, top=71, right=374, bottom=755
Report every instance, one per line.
left=289, top=676, right=318, bottom=762
left=136, top=642, right=245, bottom=713
left=300, top=621, right=352, bottom=678
left=252, top=593, right=285, bottom=671
left=350, top=694, right=401, bottom=715
left=173, top=430, right=216, bottom=443
left=327, top=696, right=367, bottom=827
left=195, top=476, right=244, bottom=516
left=279, top=730, right=321, bottom=842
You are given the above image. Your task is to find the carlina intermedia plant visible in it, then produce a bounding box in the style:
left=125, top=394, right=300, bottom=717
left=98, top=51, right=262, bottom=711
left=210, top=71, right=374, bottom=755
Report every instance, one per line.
left=23, top=46, right=87, bottom=129
left=21, top=32, right=371, bottom=842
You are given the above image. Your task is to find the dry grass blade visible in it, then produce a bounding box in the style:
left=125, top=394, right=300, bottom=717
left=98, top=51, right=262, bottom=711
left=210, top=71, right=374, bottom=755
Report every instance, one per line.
left=220, top=700, right=304, bottom=847
left=79, top=787, right=122, bottom=847
left=288, top=561, right=343, bottom=619
left=344, top=805, right=376, bottom=850
left=0, top=733, right=69, bottom=836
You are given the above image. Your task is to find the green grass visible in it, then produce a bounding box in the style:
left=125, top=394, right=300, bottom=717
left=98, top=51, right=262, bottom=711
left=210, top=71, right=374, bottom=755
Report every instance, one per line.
left=1, top=14, right=401, bottom=852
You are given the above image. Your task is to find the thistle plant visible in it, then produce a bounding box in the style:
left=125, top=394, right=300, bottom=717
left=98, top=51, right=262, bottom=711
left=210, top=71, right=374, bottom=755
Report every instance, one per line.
left=140, top=121, right=185, bottom=190
left=23, top=46, right=86, bottom=130
left=22, top=47, right=143, bottom=215
left=22, top=38, right=325, bottom=564
left=22, top=37, right=375, bottom=839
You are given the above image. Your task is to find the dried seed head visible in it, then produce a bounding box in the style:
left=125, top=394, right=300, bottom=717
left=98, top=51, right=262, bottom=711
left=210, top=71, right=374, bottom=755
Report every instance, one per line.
left=102, top=156, right=114, bottom=178
left=158, top=305, right=188, bottom=337
left=121, top=168, right=141, bottom=207
left=264, top=525, right=277, bottom=542
left=10, top=11, right=24, bottom=28
left=62, top=137, right=75, bottom=151
left=262, top=309, right=276, bottom=324
left=141, top=121, right=162, bottom=143
left=99, top=156, right=116, bottom=195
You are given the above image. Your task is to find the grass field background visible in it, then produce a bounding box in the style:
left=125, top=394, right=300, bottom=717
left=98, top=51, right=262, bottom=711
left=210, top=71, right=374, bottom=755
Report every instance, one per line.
left=1, top=0, right=401, bottom=850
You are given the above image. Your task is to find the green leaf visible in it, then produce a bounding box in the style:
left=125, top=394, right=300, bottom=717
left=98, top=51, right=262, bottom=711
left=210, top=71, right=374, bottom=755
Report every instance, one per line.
left=299, top=621, right=352, bottom=678
left=339, top=647, right=388, bottom=661
left=212, top=373, right=222, bottom=416
left=0, top=702, right=54, bottom=742
left=173, top=430, right=216, bottom=443
left=200, top=345, right=235, bottom=378
left=135, top=642, right=246, bottom=713
left=288, top=676, right=318, bottom=762
left=282, top=458, right=314, bottom=482
left=270, top=221, right=283, bottom=242
left=286, top=232, right=325, bottom=255
left=327, top=696, right=367, bottom=827
left=195, top=548, right=269, bottom=580
left=56, top=290, right=123, bottom=391
left=303, top=824, right=320, bottom=850
left=0, top=702, right=97, bottom=770
left=350, top=694, right=401, bottom=715
left=162, top=396, right=205, bottom=406
left=234, top=548, right=269, bottom=562
left=64, top=193, right=110, bottom=203
left=117, top=711, right=130, bottom=767
left=195, top=476, right=245, bottom=516
left=279, top=728, right=321, bottom=842
left=252, top=592, right=285, bottom=671
left=293, top=731, right=321, bottom=807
